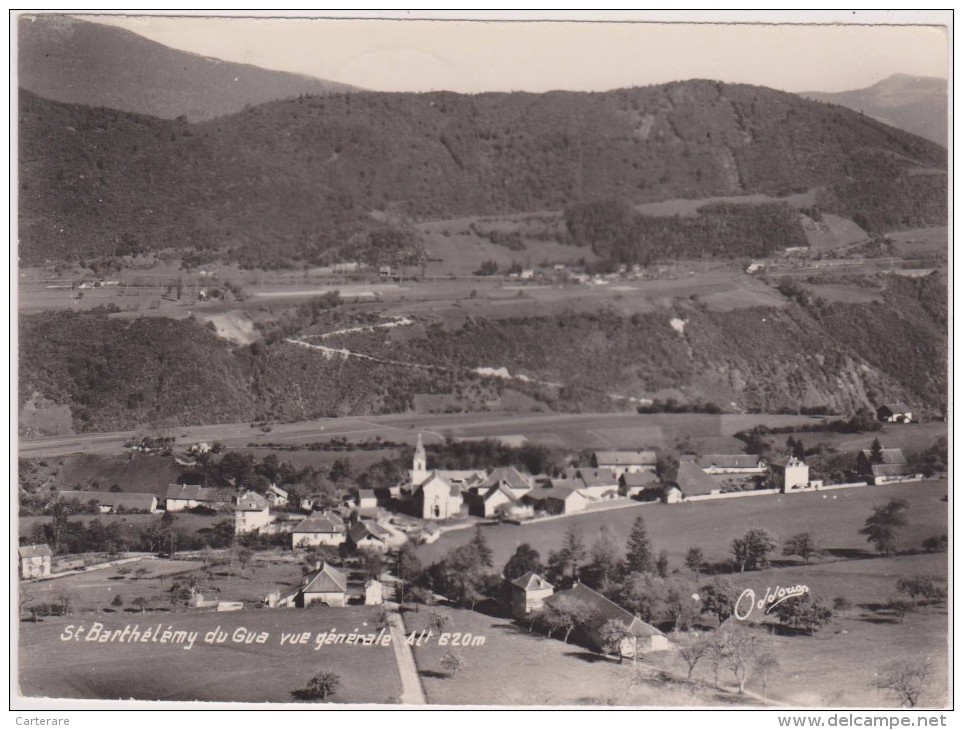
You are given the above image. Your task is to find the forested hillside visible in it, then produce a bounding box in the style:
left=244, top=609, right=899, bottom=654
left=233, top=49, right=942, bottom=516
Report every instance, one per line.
left=19, top=79, right=946, bottom=266
left=19, top=273, right=947, bottom=432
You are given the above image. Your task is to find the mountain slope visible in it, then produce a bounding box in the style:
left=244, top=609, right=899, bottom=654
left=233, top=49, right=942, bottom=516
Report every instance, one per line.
left=18, top=273, right=947, bottom=432
left=802, top=74, right=947, bottom=147
left=18, top=14, right=355, bottom=122
left=19, top=80, right=947, bottom=266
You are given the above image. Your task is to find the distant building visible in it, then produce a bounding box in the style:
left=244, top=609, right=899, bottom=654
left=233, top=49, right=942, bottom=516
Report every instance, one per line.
left=19, top=544, right=52, bottom=579
left=266, top=484, right=289, bottom=508
left=566, top=467, right=620, bottom=499
left=348, top=521, right=390, bottom=554
left=165, top=484, right=227, bottom=512
left=618, top=471, right=660, bottom=499
left=543, top=582, right=671, bottom=656
left=769, top=457, right=810, bottom=492
left=876, top=404, right=913, bottom=424
left=592, top=450, right=658, bottom=477
left=856, top=447, right=910, bottom=485
left=544, top=487, right=589, bottom=515
left=279, top=562, right=348, bottom=608
left=58, top=490, right=159, bottom=514
left=292, top=511, right=347, bottom=548
left=697, top=455, right=766, bottom=475
left=235, top=491, right=272, bottom=535
left=355, top=488, right=378, bottom=510
left=510, top=572, right=554, bottom=619
left=666, top=461, right=722, bottom=499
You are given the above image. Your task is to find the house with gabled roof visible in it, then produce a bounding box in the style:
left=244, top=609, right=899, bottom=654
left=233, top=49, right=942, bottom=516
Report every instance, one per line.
left=876, top=403, right=913, bottom=424
left=619, top=471, right=661, bottom=499
left=349, top=521, right=390, bottom=554
left=478, top=466, right=533, bottom=496
left=769, top=456, right=810, bottom=491
left=566, top=467, right=620, bottom=499
left=235, top=491, right=273, bottom=535
left=266, top=484, right=289, bottom=508
left=19, top=544, right=52, bottom=579
left=544, top=582, right=671, bottom=656
left=665, top=461, right=721, bottom=499
left=58, top=490, right=159, bottom=514
left=856, top=447, right=911, bottom=485
left=544, top=486, right=589, bottom=515
left=510, top=572, right=554, bottom=619
left=165, top=483, right=228, bottom=512
left=697, top=454, right=766, bottom=475
left=592, top=450, right=658, bottom=477
left=292, top=511, right=346, bottom=548
left=276, top=562, right=348, bottom=608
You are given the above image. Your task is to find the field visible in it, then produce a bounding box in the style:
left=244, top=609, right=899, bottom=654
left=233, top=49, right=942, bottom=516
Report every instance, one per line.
left=417, top=480, right=948, bottom=569
left=402, top=604, right=757, bottom=707
left=18, top=606, right=403, bottom=704
left=885, top=226, right=948, bottom=258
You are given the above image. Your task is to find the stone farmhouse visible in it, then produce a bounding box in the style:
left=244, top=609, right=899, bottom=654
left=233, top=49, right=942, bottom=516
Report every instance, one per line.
left=19, top=544, right=52, bottom=579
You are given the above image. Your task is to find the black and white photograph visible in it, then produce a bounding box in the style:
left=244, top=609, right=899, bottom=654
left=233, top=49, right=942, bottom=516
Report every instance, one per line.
left=12, top=10, right=951, bottom=712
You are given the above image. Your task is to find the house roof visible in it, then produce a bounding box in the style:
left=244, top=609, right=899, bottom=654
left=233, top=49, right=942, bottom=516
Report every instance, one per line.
left=480, top=467, right=532, bottom=492
left=166, top=484, right=222, bottom=503
left=868, top=463, right=910, bottom=477
left=594, top=450, right=657, bottom=467
left=768, top=456, right=807, bottom=469
left=59, top=490, right=157, bottom=511
left=544, top=582, right=663, bottom=638
left=349, top=521, right=389, bottom=543
left=575, top=468, right=619, bottom=488
left=19, top=544, right=52, bottom=559
left=860, top=448, right=908, bottom=465
left=545, top=486, right=587, bottom=502
left=293, top=512, right=345, bottom=534
left=878, top=403, right=911, bottom=414
left=697, top=454, right=762, bottom=469
left=620, top=471, right=660, bottom=487
left=302, top=563, right=347, bottom=594
left=667, top=461, right=720, bottom=496
left=236, top=491, right=269, bottom=511
left=521, top=486, right=556, bottom=504
left=356, top=488, right=377, bottom=500
left=510, top=571, right=554, bottom=591
left=483, top=482, right=519, bottom=503
left=267, top=484, right=289, bottom=497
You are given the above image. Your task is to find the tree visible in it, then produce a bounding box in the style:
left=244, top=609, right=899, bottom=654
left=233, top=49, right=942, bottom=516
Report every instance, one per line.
left=132, top=597, right=148, bottom=613
left=676, top=631, right=711, bottom=680
left=599, top=619, right=633, bottom=664
left=395, top=543, right=423, bottom=605
left=921, top=534, right=948, bottom=553
left=427, top=611, right=450, bottom=636
left=756, top=651, right=781, bottom=700
left=896, top=575, right=946, bottom=606
left=469, top=527, right=494, bottom=569
left=870, top=438, right=885, bottom=464
left=700, top=578, right=737, bottom=624
left=859, top=498, right=909, bottom=556
left=655, top=549, right=670, bottom=578
left=53, top=586, right=74, bottom=616
left=782, top=532, right=821, bottom=564
left=503, top=543, right=542, bottom=582
left=772, top=594, right=834, bottom=635
left=731, top=528, right=778, bottom=572
left=582, top=526, right=622, bottom=589
left=559, top=524, right=587, bottom=579
left=874, top=658, right=932, bottom=707
left=625, top=516, right=654, bottom=574
left=362, top=550, right=384, bottom=581
left=300, top=671, right=341, bottom=701
left=718, top=625, right=771, bottom=694
left=885, top=597, right=912, bottom=624
left=545, top=596, right=595, bottom=643
left=684, top=547, right=705, bottom=577
left=441, top=652, right=466, bottom=677
left=408, top=586, right=433, bottom=611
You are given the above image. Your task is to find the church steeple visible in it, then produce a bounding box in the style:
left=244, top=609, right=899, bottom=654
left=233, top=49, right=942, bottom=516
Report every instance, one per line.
left=411, top=433, right=427, bottom=484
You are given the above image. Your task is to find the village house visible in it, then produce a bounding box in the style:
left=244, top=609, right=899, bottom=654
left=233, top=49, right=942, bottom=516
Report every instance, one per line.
left=234, top=491, right=273, bottom=535
left=19, top=544, right=52, bottom=579
left=349, top=520, right=391, bottom=553
left=769, top=456, right=810, bottom=491
left=592, top=450, right=658, bottom=478
left=543, top=582, right=671, bottom=656
left=666, top=461, right=722, bottom=500
left=544, top=486, right=590, bottom=515
left=276, top=562, right=348, bottom=608
left=292, top=511, right=347, bottom=548
left=354, top=488, right=378, bottom=510
left=697, top=454, right=767, bottom=475
left=618, top=471, right=661, bottom=499
left=165, top=483, right=228, bottom=512
left=876, top=403, right=913, bottom=424
left=566, top=467, right=620, bottom=499
left=510, top=571, right=554, bottom=619
left=856, top=447, right=911, bottom=485
left=58, top=490, right=159, bottom=514
left=265, top=484, right=289, bottom=508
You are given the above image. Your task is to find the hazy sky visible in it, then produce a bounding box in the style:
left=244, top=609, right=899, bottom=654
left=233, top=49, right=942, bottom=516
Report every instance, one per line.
left=82, top=11, right=949, bottom=95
